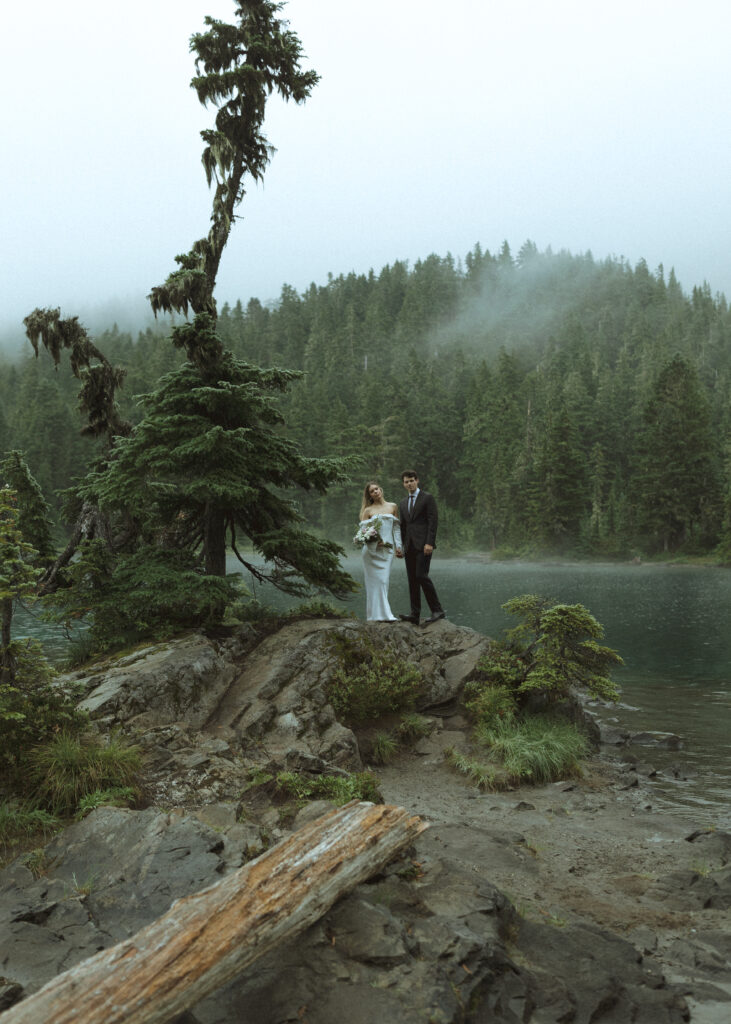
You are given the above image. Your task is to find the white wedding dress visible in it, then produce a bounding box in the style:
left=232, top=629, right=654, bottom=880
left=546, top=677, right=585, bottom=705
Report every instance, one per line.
left=359, top=513, right=402, bottom=621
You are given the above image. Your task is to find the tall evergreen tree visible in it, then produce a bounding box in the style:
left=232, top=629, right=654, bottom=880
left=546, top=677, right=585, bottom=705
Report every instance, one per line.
left=636, top=355, right=722, bottom=550
left=25, top=2, right=354, bottom=632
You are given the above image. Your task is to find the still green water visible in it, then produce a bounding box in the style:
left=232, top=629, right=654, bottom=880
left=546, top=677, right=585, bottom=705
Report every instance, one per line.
left=14, top=558, right=731, bottom=826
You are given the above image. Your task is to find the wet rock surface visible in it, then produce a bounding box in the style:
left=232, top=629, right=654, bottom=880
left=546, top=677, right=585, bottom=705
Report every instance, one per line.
left=1, top=619, right=729, bottom=1022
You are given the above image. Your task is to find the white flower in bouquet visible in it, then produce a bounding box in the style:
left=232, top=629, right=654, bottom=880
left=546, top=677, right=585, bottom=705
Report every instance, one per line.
left=353, top=516, right=392, bottom=549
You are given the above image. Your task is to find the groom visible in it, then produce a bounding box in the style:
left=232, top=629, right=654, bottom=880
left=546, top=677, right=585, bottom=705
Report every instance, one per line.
left=396, top=470, right=445, bottom=627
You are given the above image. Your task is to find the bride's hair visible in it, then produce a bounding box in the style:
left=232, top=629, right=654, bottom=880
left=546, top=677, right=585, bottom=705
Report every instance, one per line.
left=360, top=481, right=382, bottom=520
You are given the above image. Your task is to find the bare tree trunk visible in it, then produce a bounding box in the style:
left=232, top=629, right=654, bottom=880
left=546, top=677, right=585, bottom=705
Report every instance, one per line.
left=38, top=502, right=114, bottom=594
left=0, top=801, right=426, bottom=1024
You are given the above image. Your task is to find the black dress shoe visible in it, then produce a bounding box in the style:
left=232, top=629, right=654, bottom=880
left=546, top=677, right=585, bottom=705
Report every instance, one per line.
left=421, top=611, right=446, bottom=627
left=398, top=613, right=419, bottom=624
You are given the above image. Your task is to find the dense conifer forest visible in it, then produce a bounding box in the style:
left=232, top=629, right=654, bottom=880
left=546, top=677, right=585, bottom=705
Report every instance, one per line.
left=2, top=242, right=730, bottom=559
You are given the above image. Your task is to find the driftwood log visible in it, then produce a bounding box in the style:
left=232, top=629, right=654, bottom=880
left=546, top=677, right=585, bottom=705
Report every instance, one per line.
left=0, top=801, right=426, bottom=1024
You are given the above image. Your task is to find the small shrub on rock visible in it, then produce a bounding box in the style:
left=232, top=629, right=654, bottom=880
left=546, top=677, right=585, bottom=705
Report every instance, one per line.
left=444, top=748, right=498, bottom=791
left=464, top=681, right=517, bottom=728
left=475, top=595, right=622, bottom=705
left=326, top=636, right=423, bottom=724
left=396, top=713, right=433, bottom=742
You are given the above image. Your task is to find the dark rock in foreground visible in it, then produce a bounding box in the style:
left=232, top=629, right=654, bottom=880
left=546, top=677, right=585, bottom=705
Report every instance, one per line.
left=1, top=619, right=726, bottom=1021
left=0, top=805, right=697, bottom=1023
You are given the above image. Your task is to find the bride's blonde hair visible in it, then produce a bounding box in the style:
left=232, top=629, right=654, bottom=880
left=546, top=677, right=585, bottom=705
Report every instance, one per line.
left=360, top=480, right=382, bottom=520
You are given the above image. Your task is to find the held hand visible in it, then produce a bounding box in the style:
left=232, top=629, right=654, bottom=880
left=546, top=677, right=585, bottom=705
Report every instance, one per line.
left=395, top=547, right=403, bottom=558
left=423, top=544, right=434, bottom=555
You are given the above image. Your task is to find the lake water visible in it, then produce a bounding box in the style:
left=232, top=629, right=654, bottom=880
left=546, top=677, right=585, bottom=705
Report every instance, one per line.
left=295, top=556, right=731, bottom=828
left=14, top=557, right=731, bottom=827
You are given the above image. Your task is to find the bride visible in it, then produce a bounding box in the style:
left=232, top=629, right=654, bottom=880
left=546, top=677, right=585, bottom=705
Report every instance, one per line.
left=355, top=481, right=403, bottom=622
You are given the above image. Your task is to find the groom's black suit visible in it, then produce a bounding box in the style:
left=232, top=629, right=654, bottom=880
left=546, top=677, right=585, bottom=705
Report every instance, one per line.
left=399, top=489, right=443, bottom=620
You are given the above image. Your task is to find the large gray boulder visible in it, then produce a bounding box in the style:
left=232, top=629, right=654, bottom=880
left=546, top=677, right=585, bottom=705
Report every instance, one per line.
left=63, top=619, right=491, bottom=792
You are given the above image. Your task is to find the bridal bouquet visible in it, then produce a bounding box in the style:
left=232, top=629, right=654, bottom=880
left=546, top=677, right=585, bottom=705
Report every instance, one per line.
left=353, top=518, right=393, bottom=549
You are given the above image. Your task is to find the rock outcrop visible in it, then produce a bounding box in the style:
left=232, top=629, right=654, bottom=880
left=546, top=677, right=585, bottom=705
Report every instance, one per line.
left=1, top=618, right=727, bottom=1022
left=68, top=618, right=491, bottom=806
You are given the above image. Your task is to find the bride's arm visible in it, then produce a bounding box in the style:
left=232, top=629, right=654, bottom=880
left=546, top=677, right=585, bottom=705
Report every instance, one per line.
left=391, top=504, right=403, bottom=552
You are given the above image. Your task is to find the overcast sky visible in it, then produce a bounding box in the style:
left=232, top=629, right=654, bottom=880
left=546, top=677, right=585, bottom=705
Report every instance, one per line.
left=3, top=0, right=731, bottom=343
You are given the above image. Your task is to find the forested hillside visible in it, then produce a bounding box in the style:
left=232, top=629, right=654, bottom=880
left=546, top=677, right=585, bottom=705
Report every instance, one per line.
left=3, top=242, right=730, bottom=558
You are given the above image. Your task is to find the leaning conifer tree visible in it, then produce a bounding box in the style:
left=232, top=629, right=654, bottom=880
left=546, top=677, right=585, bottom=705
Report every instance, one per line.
left=25, top=1, right=354, bottom=643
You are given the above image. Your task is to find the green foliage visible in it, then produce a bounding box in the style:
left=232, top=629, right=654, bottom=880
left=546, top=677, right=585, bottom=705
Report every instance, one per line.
left=275, top=770, right=380, bottom=805
left=474, top=715, right=588, bottom=784
left=0, top=802, right=59, bottom=845
left=27, top=733, right=142, bottom=816
left=636, top=355, right=722, bottom=552
left=239, top=766, right=274, bottom=794
left=326, top=636, right=424, bottom=724
left=227, top=597, right=279, bottom=624
left=464, top=681, right=517, bottom=728
left=44, top=540, right=238, bottom=652
left=85, top=352, right=355, bottom=591
left=285, top=599, right=352, bottom=621
left=19, top=3, right=353, bottom=647
left=61, top=631, right=97, bottom=670
left=475, top=594, right=622, bottom=705
left=444, top=747, right=498, bottom=791
left=1, top=486, right=45, bottom=682
left=0, top=451, right=54, bottom=558
left=1, top=655, right=88, bottom=770
left=371, top=732, right=398, bottom=765
left=8, top=243, right=731, bottom=563
left=75, top=786, right=136, bottom=818
left=396, top=712, right=433, bottom=742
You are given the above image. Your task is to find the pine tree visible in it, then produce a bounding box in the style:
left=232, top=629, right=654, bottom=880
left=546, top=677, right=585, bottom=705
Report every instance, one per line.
left=636, top=355, right=722, bottom=551
left=24, top=2, right=354, bottom=637
left=0, top=489, right=43, bottom=682
left=0, top=451, right=54, bottom=559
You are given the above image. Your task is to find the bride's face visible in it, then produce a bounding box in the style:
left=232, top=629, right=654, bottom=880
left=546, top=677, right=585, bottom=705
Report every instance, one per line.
left=368, top=484, right=383, bottom=503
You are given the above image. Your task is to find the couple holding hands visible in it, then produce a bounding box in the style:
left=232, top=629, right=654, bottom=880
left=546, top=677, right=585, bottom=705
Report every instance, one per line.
left=356, top=470, right=445, bottom=626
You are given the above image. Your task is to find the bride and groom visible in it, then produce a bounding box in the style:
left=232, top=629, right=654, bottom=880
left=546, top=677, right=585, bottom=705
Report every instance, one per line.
left=356, top=470, right=445, bottom=626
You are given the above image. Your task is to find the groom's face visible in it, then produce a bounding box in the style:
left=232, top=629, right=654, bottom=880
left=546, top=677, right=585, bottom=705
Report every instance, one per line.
left=403, top=476, right=419, bottom=494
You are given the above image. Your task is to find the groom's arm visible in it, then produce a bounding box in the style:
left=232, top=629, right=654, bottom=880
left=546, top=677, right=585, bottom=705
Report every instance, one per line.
left=424, top=493, right=438, bottom=550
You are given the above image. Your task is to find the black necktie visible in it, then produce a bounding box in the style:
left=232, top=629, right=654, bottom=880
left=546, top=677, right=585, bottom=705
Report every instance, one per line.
left=408, top=494, right=415, bottom=517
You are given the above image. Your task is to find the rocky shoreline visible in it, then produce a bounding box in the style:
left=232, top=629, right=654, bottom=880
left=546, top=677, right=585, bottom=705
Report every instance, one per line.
left=1, top=618, right=729, bottom=1022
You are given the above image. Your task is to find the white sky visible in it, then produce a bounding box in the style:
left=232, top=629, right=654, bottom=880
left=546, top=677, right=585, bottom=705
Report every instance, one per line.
left=3, top=0, right=731, bottom=339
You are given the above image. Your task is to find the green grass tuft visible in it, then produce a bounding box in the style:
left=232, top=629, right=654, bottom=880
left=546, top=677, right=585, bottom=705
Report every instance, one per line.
left=444, top=747, right=498, bottom=791
left=371, top=731, right=398, bottom=765
left=28, top=733, right=142, bottom=816
left=75, top=787, right=137, bottom=818
left=275, top=770, right=381, bottom=805
left=475, top=715, right=588, bottom=784
left=0, top=802, right=59, bottom=845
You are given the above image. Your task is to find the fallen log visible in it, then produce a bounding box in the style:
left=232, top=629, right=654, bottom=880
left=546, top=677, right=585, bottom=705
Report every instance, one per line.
left=0, top=801, right=426, bottom=1024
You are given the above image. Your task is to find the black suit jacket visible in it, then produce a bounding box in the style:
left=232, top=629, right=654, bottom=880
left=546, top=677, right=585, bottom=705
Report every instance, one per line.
left=400, top=490, right=438, bottom=553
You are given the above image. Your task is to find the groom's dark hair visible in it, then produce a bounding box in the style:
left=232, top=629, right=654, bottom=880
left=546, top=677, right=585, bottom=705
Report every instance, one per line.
left=401, top=469, right=418, bottom=480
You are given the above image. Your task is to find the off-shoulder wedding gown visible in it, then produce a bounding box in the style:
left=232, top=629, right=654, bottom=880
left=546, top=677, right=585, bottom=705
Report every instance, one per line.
left=358, top=513, right=402, bottom=621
